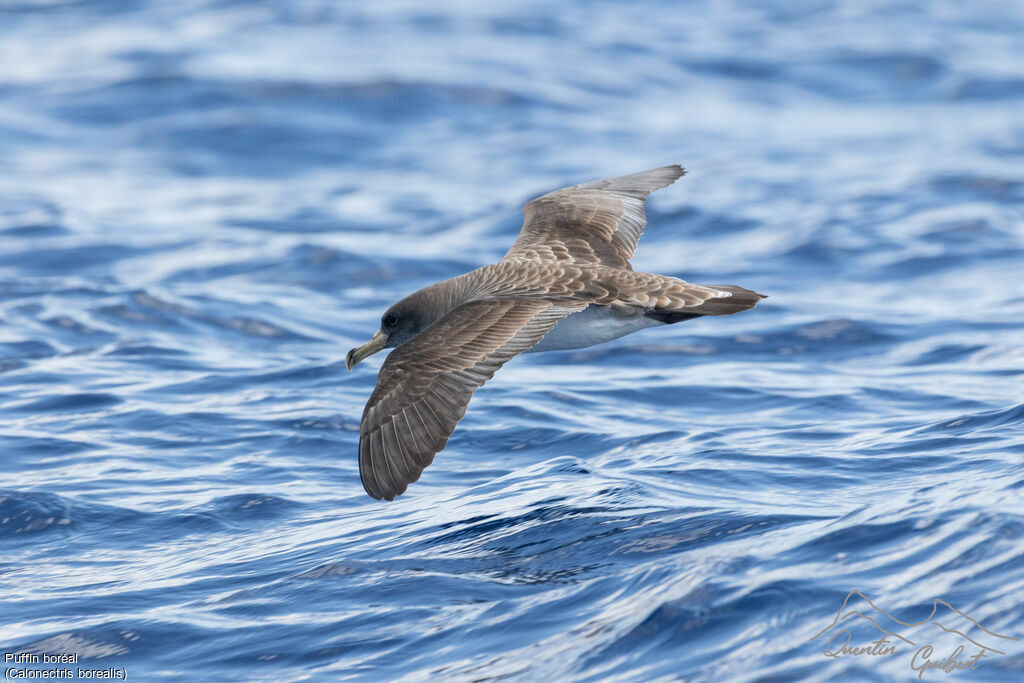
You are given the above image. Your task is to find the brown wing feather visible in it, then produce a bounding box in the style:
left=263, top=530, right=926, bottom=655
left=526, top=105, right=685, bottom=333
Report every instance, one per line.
left=503, top=165, right=686, bottom=268
left=358, top=297, right=587, bottom=500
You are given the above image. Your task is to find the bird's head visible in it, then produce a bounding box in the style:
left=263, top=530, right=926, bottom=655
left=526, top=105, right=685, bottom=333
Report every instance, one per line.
left=345, top=287, right=449, bottom=370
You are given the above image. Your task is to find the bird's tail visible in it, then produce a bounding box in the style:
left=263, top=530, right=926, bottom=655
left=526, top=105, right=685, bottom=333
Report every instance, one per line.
left=595, top=270, right=766, bottom=320
left=685, top=284, right=767, bottom=316
left=642, top=285, right=765, bottom=323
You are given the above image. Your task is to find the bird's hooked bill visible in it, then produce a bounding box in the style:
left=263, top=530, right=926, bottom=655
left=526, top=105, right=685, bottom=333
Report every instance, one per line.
left=345, top=330, right=388, bottom=370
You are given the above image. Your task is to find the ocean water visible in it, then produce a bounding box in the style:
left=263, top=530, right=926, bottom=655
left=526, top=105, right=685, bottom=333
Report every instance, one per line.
left=2, top=1, right=1023, bottom=681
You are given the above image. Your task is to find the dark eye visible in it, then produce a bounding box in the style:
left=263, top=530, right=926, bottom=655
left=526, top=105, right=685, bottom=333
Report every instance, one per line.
left=383, top=313, right=398, bottom=328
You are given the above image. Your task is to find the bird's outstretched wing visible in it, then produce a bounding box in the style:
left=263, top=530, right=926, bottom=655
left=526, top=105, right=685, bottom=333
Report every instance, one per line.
left=358, top=297, right=587, bottom=500
left=503, top=165, right=685, bottom=269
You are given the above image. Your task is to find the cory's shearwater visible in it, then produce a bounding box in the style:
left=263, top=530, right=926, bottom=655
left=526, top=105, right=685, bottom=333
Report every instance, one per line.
left=346, top=165, right=765, bottom=500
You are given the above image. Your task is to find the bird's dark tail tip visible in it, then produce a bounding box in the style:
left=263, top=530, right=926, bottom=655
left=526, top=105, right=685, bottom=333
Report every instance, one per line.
left=694, top=285, right=767, bottom=315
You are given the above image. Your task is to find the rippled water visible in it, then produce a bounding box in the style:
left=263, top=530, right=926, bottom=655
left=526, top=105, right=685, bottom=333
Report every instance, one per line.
left=2, top=1, right=1023, bottom=680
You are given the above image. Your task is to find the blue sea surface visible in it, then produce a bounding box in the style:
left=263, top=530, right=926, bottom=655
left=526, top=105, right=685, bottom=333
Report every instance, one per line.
left=2, top=1, right=1023, bottom=680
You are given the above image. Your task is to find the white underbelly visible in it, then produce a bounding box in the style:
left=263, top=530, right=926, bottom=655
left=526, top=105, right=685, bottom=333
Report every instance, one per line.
left=528, top=304, right=662, bottom=353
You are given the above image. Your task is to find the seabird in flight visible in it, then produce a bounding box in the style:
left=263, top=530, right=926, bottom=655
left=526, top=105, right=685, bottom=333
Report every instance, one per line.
left=346, top=165, right=765, bottom=500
